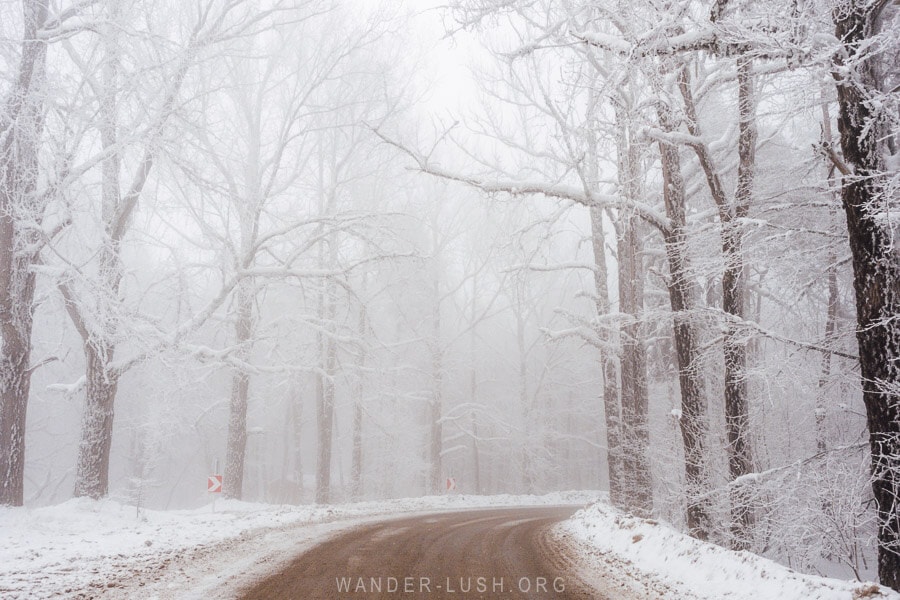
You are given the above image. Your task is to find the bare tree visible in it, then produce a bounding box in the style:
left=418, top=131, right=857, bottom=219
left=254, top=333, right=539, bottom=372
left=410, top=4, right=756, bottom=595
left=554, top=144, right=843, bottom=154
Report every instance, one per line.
left=0, top=0, right=51, bottom=507
left=57, top=0, right=300, bottom=499
left=830, top=0, right=900, bottom=589
left=0, top=0, right=93, bottom=505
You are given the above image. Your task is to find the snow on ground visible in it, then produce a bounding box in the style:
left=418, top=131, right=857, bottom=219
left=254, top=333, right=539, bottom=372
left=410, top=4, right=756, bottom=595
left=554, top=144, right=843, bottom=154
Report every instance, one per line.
left=0, top=490, right=598, bottom=599
left=557, top=500, right=899, bottom=600
left=9, top=491, right=892, bottom=600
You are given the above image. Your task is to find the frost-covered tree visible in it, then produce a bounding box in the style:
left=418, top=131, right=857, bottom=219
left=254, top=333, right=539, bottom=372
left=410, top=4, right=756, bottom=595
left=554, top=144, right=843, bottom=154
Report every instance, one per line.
left=0, top=0, right=92, bottom=506
left=829, top=0, right=900, bottom=589
left=0, top=0, right=52, bottom=508
left=54, top=0, right=303, bottom=500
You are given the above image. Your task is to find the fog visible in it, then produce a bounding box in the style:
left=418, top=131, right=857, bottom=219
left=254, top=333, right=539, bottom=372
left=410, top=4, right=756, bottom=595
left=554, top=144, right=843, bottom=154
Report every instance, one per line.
left=2, top=0, right=899, bottom=586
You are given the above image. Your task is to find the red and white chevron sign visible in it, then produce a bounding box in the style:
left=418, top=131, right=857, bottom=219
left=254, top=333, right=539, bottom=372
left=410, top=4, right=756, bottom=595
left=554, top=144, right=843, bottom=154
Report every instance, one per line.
left=207, top=474, right=223, bottom=493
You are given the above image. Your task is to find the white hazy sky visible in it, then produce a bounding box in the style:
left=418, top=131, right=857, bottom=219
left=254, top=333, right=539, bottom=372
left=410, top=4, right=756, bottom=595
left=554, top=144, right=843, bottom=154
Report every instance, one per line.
left=345, top=0, right=483, bottom=116
left=410, top=2, right=481, bottom=116
left=346, top=0, right=482, bottom=117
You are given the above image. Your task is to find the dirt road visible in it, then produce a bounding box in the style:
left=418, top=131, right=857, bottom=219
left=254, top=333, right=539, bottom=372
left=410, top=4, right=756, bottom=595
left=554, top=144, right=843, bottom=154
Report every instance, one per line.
left=239, top=506, right=596, bottom=599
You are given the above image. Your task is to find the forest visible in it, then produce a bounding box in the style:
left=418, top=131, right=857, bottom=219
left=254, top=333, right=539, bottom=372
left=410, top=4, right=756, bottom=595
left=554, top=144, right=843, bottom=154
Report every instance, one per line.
left=1, top=0, right=899, bottom=591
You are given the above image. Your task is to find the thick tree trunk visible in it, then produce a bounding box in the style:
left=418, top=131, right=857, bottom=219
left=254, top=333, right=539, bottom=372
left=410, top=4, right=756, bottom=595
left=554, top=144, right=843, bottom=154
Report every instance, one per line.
left=0, top=270, right=36, bottom=505
left=224, top=279, right=253, bottom=500
left=614, top=108, right=653, bottom=517
left=833, top=2, right=900, bottom=590
left=73, top=341, right=119, bottom=498
left=656, top=101, right=712, bottom=540
left=0, top=0, right=49, bottom=507
left=72, top=8, right=128, bottom=500
left=72, top=244, right=126, bottom=499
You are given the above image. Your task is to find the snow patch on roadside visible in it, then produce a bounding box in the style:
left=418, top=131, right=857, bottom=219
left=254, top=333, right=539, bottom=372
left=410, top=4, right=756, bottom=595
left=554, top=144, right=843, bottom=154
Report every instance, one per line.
left=0, top=490, right=600, bottom=599
left=559, top=501, right=898, bottom=600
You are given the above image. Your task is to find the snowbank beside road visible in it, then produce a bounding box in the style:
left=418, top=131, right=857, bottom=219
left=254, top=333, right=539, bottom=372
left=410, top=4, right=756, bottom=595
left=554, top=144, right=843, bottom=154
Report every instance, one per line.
left=559, top=501, right=898, bottom=600
left=0, top=490, right=599, bottom=599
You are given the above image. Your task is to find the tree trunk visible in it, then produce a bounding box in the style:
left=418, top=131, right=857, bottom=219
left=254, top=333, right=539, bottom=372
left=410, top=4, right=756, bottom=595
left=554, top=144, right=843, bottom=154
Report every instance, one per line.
left=516, top=303, right=536, bottom=494
left=351, top=302, right=367, bottom=501
left=0, top=0, right=49, bottom=507
left=291, top=381, right=304, bottom=495
left=678, top=60, right=756, bottom=545
left=833, top=2, right=900, bottom=589
left=469, top=275, right=482, bottom=495
left=724, top=58, right=756, bottom=549
left=617, top=216, right=653, bottom=516
left=614, top=107, right=653, bottom=517
left=0, top=292, right=34, bottom=506
left=72, top=5, right=128, bottom=500
left=588, top=206, right=625, bottom=508
left=816, top=256, right=838, bottom=455
left=73, top=339, right=120, bottom=498
left=315, top=284, right=337, bottom=504
left=470, top=411, right=481, bottom=494
left=428, top=275, right=443, bottom=495
left=816, top=96, right=840, bottom=457
left=224, top=278, right=253, bottom=499
left=656, top=100, right=711, bottom=540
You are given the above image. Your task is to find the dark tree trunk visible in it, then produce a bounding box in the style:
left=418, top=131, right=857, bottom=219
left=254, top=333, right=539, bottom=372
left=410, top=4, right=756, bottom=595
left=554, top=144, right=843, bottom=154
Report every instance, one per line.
left=0, top=0, right=49, bottom=507
left=833, top=2, right=900, bottom=590
left=724, top=58, right=756, bottom=549
left=678, top=60, right=756, bottom=546
left=0, top=266, right=37, bottom=506
left=656, top=101, right=712, bottom=540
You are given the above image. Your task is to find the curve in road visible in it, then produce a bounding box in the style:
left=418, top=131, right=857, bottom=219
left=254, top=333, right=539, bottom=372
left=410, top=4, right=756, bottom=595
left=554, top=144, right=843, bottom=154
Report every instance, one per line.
left=239, top=505, right=597, bottom=599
